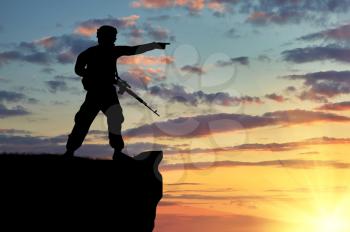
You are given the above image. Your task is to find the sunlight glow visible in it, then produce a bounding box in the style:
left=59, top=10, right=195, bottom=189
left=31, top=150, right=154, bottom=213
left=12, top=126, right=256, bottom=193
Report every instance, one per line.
left=314, top=215, right=348, bottom=232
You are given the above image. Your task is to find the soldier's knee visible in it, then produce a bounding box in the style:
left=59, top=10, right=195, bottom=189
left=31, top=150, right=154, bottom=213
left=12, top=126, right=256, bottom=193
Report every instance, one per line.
left=74, top=112, right=81, bottom=123
left=106, top=104, right=124, bottom=124
left=74, top=110, right=94, bottom=125
left=74, top=111, right=87, bottom=124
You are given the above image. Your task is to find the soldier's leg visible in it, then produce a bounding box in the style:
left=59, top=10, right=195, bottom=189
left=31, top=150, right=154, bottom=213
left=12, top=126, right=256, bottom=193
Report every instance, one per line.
left=66, top=93, right=100, bottom=155
left=102, top=91, right=125, bottom=152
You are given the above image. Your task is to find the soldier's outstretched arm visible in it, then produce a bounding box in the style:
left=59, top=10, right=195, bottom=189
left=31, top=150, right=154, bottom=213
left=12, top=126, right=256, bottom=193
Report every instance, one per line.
left=116, top=42, right=170, bottom=56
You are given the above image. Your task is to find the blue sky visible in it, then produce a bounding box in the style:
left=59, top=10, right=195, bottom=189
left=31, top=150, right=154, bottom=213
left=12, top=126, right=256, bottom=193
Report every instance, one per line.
left=1, top=0, right=350, bottom=157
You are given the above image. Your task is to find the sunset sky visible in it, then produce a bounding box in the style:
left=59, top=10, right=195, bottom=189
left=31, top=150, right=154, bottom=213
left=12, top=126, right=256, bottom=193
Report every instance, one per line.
left=2, top=0, right=350, bottom=231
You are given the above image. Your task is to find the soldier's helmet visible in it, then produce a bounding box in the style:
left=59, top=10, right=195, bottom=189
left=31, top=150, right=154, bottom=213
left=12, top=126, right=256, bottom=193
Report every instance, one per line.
left=97, top=25, right=118, bottom=38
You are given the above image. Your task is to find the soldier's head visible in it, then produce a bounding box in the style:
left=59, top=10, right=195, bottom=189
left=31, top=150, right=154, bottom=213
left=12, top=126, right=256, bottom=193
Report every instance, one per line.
left=97, top=25, right=118, bottom=47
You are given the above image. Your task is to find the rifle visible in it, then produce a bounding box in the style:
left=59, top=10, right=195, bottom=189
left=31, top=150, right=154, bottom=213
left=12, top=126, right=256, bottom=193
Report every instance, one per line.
left=114, top=75, right=160, bottom=117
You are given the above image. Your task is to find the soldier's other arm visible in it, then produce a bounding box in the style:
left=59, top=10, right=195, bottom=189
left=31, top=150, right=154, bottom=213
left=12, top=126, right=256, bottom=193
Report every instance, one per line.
left=75, top=52, right=88, bottom=77
left=116, top=42, right=170, bottom=56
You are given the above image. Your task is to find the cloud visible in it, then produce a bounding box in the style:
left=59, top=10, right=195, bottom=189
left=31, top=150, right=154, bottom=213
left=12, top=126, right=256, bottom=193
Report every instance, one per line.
left=0, top=132, right=176, bottom=159
left=147, top=15, right=174, bottom=21
left=120, top=67, right=161, bottom=89
left=224, top=28, right=240, bottom=39
left=317, top=101, right=350, bottom=111
left=127, top=28, right=145, bottom=40
left=243, top=0, right=350, bottom=26
left=41, top=34, right=94, bottom=56
left=118, top=55, right=174, bottom=66
left=299, top=23, right=350, bottom=43
left=75, top=15, right=140, bottom=37
left=263, top=110, right=349, bottom=124
left=149, top=84, right=263, bottom=107
left=35, top=34, right=95, bottom=64
left=283, top=71, right=350, bottom=102
left=54, top=75, right=81, bottom=82
left=56, top=51, right=76, bottom=64
left=282, top=45, right=350, bottom=64
left=124, top=141, right=174, bottom=155
left=0, top=90, right=38, bottom=105
left=124, top=110, right=350, bottom=139
left=143, top=23, right=175, bottom=41
left=0, top=51, right=51, bottom=66
left=27, top=98, right=39, bottom=104
left=162, top=159, right=350, bottom=171
left=216, top=57, right=249, bottom=67
left=132, top=0, right=205, bottom=13
left=0, top=34, right=95, bottom=66
left=181, top=65, right=206, bottom=75
left=285, top=86, right=297, bottom=92
left=265, top=93, right=287, bottom=103
left=258, top=55, right=271, bottom=63
left=0, top=129, right=32, bottom=135
left=246, top=11, right=303, bottom=25
left=41, top=67, right=55, bottom=74
left=46, top=80, right=68, bottom=93
left=0, top=134, right=66, bottom=146
left=163, top=193, right=265, bottom=201
left=132, top=1, right=350, bottom=24
left=0, top=90, right=26, bottom=103
left=207, top=1, right=227, bottom=14
left=45, top=75, right=81, bottom=94
left=266, top=186, right=348, bottom=194
left=0, top=133, right=113, bottom=158
left=0, top=104, right=30, bottom=118
left=166, top=137, right=350, bottom=155
left=156, top=214, right=287, bottom=232
left=233, top=137, right=350, bottom=152
left=158, top=201, right=180, bottom=206
left=131, top=0, right=175, bottom=9
left=165, top=182, right=202, bottom=187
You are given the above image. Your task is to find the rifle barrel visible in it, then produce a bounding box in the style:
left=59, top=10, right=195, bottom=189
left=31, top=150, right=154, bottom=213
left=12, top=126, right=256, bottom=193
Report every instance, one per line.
left=115, top=78, right=160, bottom=117
left=125, top=88, right=145, bottom=104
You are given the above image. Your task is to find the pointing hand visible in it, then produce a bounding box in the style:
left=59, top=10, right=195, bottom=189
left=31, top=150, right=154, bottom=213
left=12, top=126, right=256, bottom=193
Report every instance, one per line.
left=155, top=42, right=170, bottom=49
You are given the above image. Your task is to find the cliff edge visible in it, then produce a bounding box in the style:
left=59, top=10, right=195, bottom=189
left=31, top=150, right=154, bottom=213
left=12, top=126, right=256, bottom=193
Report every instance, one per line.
left=0, top=151, right=163, bottom=232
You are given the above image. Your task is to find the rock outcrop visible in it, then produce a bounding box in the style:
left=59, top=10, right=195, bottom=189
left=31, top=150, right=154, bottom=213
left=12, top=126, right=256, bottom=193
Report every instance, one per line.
left=0, top=151, right=163, bottom=232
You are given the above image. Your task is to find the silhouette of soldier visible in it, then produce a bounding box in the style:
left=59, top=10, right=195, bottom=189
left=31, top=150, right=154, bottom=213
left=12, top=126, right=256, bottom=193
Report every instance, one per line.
left=64, top=25, right=169, bottom=159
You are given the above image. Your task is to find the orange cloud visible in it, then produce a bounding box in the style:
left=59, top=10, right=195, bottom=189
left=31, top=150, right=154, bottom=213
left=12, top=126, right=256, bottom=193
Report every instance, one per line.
left=119, top=55, right=174, bottom=65
left=132, top=0, right=205, bottom=12
left=265, top=93, right=287, bottom=103
left=186, top=0, right=205, bottom=11
left=36, top=37, right=56, bottom=48
left=207, top=1, right=225, bottom=13
left=120, top=67, right=166, bottom=89
left=75, top=15, right=140, bottom=37
left=317, top=101, right=350, bottom=111
left=132, top=0, right=173, bottom=8
left=247, top=11, right=271, bottom=24
left=75, top=27, right=97, bottom=37
left=155, top=207, right=308, bottom=232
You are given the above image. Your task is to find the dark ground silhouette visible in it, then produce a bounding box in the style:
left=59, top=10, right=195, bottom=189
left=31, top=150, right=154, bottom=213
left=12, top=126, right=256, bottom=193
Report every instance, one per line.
left=0, top=151, right=163, bottom=232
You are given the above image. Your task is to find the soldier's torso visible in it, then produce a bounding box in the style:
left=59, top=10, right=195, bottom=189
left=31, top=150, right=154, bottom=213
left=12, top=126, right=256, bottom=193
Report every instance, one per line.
left=84, top=46, right=118, bottom=87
